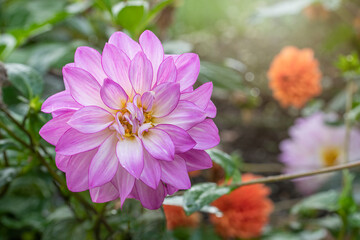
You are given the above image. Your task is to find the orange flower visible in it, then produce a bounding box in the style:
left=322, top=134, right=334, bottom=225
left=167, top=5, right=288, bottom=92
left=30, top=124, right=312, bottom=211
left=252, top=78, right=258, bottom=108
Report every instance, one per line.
left=189, top=170, right=201, bottom=177
left=163, top=205, right=201, bottom=230
left=268, top=46, right=322, bottom=108
left=210, top=174, right=274, bottom=239
left=303, top=3, right=330, bottom=21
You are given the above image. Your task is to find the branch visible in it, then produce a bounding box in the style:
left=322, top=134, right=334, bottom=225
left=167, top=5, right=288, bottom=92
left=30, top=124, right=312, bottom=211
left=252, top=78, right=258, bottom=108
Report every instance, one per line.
left=229, top=160, right=360, bottom=188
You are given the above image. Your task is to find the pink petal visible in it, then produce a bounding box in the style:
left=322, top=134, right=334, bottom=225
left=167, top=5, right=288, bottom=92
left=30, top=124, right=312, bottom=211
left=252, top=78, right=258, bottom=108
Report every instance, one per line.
left=160, top=155, right=191, bottom=189
left=141, top=91, right=154, bottom=111
left=188, top=119, right=220, bottom=150
left=89, top=134, right=119, bottom=188
left=101, top=43, right=133, bottom=95
left=141, top=128, right=175, bottom=161
left=108, top=31, right=141, bottom=59
left=55, top=154, right=70, bottom=172
left=74, top=46, right=107, bottom=85
left=154, top=101, right=206, bottom=130
left=156, top=57, right=177, bottom=85
left=116, top=137, right=144, bottom=178
left=156, top=124, right=196, bottom=153
left=63, top=63, right=74, bottom=90
left=41, top=91, right=82, bottom=113
left=139, top=30, right=164, bottom=87
left=65, top=149, right=98, bottom=192
left=129, top=52, right=153, bottom=95
left=134, top=180, right=166, bottom=210
left=140, top=150, right=161, bottom=189
left=63, top=66, right=104, bottom=107
left=175, top=53, right=200, bottom=92
left=56, top=128, right=111, bottom=155
left=100, top=78, right=129, bottom=110
left=68, top=106, right=114, bottom=133
left=205, top=100, right=217, bottom=118
left=179, top=149, right=213, bottom=172
left=165, top=184, right=178, bottom=195
left=51, top=109, right=75, bottom=118
left=39, top=111, right=73, bottom=145
left=180, top=82, right=213, bottom=110
left=151, top=83, right=180, bottom=118
left=112, top=165, right=135, bottom=207
left=90, top=182, right=119, bottom=203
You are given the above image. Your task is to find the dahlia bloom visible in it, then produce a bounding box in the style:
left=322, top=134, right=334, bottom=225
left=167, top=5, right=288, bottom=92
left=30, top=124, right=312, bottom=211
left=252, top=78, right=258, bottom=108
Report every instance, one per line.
left=163, top=205, right=201, bottom=230
left=280, top=113, right=360, bottom=194
left=210, top=174, right=273, bottom=239
left=268, top=46, right=322, bottom=108
left=39, top=30, right=220, bottom=209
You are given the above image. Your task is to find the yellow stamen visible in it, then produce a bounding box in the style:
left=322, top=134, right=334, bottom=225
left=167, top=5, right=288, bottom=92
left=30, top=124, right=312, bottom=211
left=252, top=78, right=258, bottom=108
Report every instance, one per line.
left=321, top=147, right=340, bottom=167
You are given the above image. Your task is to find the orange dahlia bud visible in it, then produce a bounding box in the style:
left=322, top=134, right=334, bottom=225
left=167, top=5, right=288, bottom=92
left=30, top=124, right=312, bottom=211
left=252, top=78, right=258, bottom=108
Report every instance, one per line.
left=163, top=205, right=201, bottom=230
left=268, top=46, right=322, bottom=108
left=210, top=174, right=274, bottom=239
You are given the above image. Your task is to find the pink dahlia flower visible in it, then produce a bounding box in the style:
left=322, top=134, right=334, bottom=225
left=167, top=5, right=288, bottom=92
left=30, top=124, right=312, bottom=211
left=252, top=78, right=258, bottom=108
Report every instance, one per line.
left=39, top=30, right=220, bottom=209
left=280, top=113, right=360, bottom=194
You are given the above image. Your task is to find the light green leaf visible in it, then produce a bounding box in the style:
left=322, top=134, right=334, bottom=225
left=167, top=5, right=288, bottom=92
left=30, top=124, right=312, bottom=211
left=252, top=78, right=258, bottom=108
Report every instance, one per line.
left=0, top=34, right=16, bottom=61
left=183, top=183, right=230, bottom=215
left=206, top=149, right=241, bottom=182
left=113, top=1, right=148, bottom=35
left=291, top=190, right=339, bottom=215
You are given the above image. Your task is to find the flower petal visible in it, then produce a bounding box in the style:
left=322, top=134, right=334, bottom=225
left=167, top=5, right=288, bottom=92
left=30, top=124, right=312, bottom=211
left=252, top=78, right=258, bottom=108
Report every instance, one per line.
left=188, top=119, right=220, bottom=150
left=112, top=165, right=135, bottom=207
left=139, top=30, right=164, bottom=87
left=108, top=31, right=141, bottom=59
left=39, top=111, right=74, bottom=145
left=156, top=124, right=196, bottom=153
left=160, top=155, right=191, bottom=189
left=175, top=53, right=200, bottom=92
left=116, top=136, right=144, bottom=178
left=141, top=91, right=154, bottom=111
left=74, top=46, right=107, bottom=85
left=180, top=82, right=213, bottom=110
left=56, top=128, right=111, bottom=155
left=154, top=101, right=206, bottom=130
left=205, top=100, right=216, bottom=118
left=156, top=57, right=177, bottom=85
left=179, top=149, right=213, bottom=172
left=63, top=66, right=104, bottom=107
left=129, top=52, right=153, bottom=95
left=41, top=91, right=82, bottom=113
left=55, top=154, right=70, bottom=172
left=68, top=106, right=114, bottom=133
left=90, top=182, right=119, bottom=203
left=134, top=180, right=166, bottom=210
left=89, top=134, right=119, bottom=188
left=100, top=78, right=129, bottom=110
left=140, top=150, right=161, bottom=189
left=165, top=184, right=178, bottom=195
left=65, top=149, right=98, bottom=192
left=101, top=43, right=133, bottom=95
left=151, top=83, right=180, bottom=118
left=142, top=128, right=175, bottom=161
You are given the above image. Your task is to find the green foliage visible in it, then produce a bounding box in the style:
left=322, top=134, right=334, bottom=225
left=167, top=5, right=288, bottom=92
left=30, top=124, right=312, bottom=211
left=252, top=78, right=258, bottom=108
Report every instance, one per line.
left=183, top=183, right=231, bottom=215
left=206, top=149, right=242, bottom=182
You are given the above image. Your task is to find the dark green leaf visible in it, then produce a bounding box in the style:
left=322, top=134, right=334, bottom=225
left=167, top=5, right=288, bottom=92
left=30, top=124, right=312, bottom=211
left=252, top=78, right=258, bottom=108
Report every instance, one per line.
left=291, top=190, right=339, bottom=215
left=183, top=183, right=230, bottom=215
left=42, top=219, right=88, bottom=240
left=0, top=167, right=20, bottom=188
left=5, top=63, right=43, bottom=99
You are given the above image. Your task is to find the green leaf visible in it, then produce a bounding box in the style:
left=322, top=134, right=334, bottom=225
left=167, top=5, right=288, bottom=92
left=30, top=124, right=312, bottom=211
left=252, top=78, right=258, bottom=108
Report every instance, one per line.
left=291, top=190, right=339, bottom=215
left=0, top=139, right=20, bottom=152
left=338, top=171, right=357, bottom=215
left=4, top=63, right=43, bottom=99
left=0, top=167, right=20, bottom=188
left=198, top=61, right=243, bottom=91
left=42, top=219, right=88, bottom=240
left=349, top=212, right=360, bottom=228
left=206, top=149, right=241, bottom=182
left=113, top=1, right=148, bottom=36
left=0, top=34, right=16, bottom=61
left=183, top=183, right=230, bottom=215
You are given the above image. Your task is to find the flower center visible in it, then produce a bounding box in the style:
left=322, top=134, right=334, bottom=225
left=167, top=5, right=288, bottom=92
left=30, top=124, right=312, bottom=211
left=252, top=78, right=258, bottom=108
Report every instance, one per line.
left=321, top=147, right=340, bottom=167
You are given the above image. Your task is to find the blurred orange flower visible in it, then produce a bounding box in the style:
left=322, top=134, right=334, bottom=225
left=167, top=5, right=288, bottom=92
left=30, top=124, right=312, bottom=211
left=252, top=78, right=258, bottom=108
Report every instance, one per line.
left=210, top=174, right=274, bottom=239
left=303, top=3, right=330, bottom=21
left=268, top=46, right=322, bottom=108
left=163, top=205, right=201, bottom=230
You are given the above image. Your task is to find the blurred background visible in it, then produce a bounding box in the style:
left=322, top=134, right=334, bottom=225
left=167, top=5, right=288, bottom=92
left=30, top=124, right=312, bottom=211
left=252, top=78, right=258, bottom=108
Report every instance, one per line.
left=1, top=0, right=360, bottom=239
